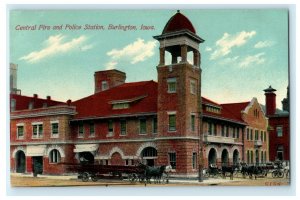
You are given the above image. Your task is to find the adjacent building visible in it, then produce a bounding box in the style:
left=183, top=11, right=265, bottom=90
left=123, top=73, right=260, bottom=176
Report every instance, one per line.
left=264, top=86, right=290, bottom=161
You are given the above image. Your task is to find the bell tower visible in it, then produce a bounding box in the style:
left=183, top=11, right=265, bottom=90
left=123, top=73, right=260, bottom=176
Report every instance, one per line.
left=153, top=11, right=204, bottom=175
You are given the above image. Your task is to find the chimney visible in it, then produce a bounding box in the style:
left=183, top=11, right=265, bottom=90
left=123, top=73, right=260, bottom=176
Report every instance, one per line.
left=264, top=85, right=277, bottom=116
left=46, top=96, right=51, bottom=101
left=33, top=94, right=38, bottom=99
left=94, top=69, right=126, bottom=93
left=67, top=99, right=72, bottom=106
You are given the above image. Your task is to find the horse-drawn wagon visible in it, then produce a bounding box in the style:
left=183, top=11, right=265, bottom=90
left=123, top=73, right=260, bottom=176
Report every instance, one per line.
left=63, top=162, right=171, bottom=184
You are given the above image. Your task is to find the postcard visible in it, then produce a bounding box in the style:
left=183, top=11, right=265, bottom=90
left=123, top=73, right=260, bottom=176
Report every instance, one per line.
left=9, top=9, right=290, bottom=188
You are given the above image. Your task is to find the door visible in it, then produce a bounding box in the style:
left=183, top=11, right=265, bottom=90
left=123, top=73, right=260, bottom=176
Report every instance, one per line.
left=16, top=151, right=26, bottom=173
left=32, top=156, right=43, bottom=175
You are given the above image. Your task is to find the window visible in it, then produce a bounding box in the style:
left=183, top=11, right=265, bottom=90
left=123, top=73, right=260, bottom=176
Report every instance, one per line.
left=168, top=152, right=176, bottom=169
left=51, top=122, right=59, bottom=138
left=236, top=128, right=240, bottom=139
left=167, top=78, right=177, bottom=93
left=152, top=118, right=157, bottom=134
left=276, top=145, right=284, bottom=160
left=247, top=151, right=250, bottom=164
left=264, top=131, right=267, bottom=142
left=120, top=120, right=126, bottom=135
left=49, top=149, right=61, bottom=163
left=247, top=128, right=249, bottom=140
left=276, top=126, right=283, bottom=137
left=168, top=114, right=176, bottom=131
left=102, top=81, right=108, bottom=91
left=32, top=123, right=43, bottom=138
left=226, top=126, right=229, bottom=137
left=213, top=124, right=217, bottom=135
left=232, top=127, right=236, bottom=138
left=192, top=152, right=197, bottom=169
left=190, top=79, right=196, bottom=94
left=260, top=131, right=263, bottom=141
left=112, top=103, right=129, bottom=110
left=108, top=120, right=114, bottom=135
left=139, top=118, right=146, bottom=134
left=250, top=129, right=253, bottom=140
left=221, top=125, right=225, bottom=137
left=255, top=130, right=258, bottom=141
left=17, top=125, right=24, bottom=139
left=11, top=99, right=16, bottom=111
left=208, top=123, right=212, bottom=135
left=78, top=122, right=84, bottom=138
left=89, top=122, right=95, bottom=137
left=191, top=115, right=195, bottom=131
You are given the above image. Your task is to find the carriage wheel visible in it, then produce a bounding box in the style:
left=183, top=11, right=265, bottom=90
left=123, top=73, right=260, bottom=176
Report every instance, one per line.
left=91, top=174, right=98, bottom=182
left=81, top=172, right=89, bottom=182
left=128, top=173, right=137, bottom=183
left=278, top=171, right=284, bottom=178
left=272, top=171, right=277, bottom=178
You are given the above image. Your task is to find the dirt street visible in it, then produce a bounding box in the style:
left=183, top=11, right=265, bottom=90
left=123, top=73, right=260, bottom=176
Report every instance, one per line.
left=10, top=174, right=290, bottom=187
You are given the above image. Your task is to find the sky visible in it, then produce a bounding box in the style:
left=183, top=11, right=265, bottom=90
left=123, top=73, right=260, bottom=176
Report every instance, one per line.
left=9, top=9, right=289, bottom=108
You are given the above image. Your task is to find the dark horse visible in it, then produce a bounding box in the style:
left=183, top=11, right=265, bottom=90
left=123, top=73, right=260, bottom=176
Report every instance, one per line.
left=221, top=166, right=236, bottom=180
left=138, top=163, right=167, bottom=183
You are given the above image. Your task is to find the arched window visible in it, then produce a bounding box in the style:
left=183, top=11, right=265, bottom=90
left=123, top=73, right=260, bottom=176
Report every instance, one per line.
left=49, top=149, right=61, bottom=163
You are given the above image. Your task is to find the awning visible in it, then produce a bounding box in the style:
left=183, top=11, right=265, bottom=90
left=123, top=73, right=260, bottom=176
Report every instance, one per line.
left=27, top=145, right=46, bottom=156
left=74, top=144, right=99, bottom=153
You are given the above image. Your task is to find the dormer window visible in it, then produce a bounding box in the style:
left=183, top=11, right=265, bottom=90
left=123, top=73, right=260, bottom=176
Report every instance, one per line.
left=205, top=105, right=221, bottom=114
left=112, top=103, right=130, bottom=110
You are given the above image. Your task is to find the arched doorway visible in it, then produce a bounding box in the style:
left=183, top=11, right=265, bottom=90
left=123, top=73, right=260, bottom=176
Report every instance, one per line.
left=141, top=147, right=157, bottom=166
left=221, top=149, right=229, bottom=166
left=233, top=149, right=239, bottom=165
left=79, top=152, right=94, bottom=164
left=16, top=150, right=26, bottom=173
left=208, top=148, right=217, bottom=166
left=111, top=152, right=123, bottom=165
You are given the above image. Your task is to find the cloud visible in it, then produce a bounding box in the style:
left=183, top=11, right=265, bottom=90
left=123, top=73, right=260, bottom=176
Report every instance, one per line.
left=106, top=38, right=157, bottom=64
left=205, top=47, right=212, bottom=52
left=81, top=44, right=93, bottom=51
left=254, top=40, right=275, bottom=48
left=105, top=61, right=118, bottom=70
left=20, top=34, right=86, bottom=63
left=210, top=31, right=256, bottom=60
left=239, top=53, right=265, bottom=68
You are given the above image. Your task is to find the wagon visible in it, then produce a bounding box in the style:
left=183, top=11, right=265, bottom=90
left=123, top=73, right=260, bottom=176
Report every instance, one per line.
left=64, top=163, right=146, bottom=183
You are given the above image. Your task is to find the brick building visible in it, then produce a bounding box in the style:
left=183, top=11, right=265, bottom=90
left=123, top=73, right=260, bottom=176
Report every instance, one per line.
left=10, top=11, right=270, bottom=177
left=202, top=97, right=268, bottom=168
left=264, top=86, right=289, bottom=161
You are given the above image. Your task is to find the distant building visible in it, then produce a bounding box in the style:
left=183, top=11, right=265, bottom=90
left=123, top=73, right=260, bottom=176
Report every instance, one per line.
left=264, top=86, right=289, bottom=161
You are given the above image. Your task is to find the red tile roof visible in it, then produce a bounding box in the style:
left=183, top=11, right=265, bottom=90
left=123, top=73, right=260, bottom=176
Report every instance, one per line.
left=10, top=94, right=64, bottom=111
left=72, top=81, right=158, bottom=119
left=202, top=97, right=249, bottom=124
left=221, top=102, right=250, bottom=123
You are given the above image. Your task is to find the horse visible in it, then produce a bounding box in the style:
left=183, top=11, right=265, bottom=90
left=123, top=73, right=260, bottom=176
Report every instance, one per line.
left=137, top=162, right=170, bottom=184
left=221, top=166, right=235, bottom=180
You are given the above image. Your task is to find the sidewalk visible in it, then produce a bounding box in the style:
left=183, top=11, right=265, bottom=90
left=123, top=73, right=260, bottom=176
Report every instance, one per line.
left=10, top=173, right=240, bottom=185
